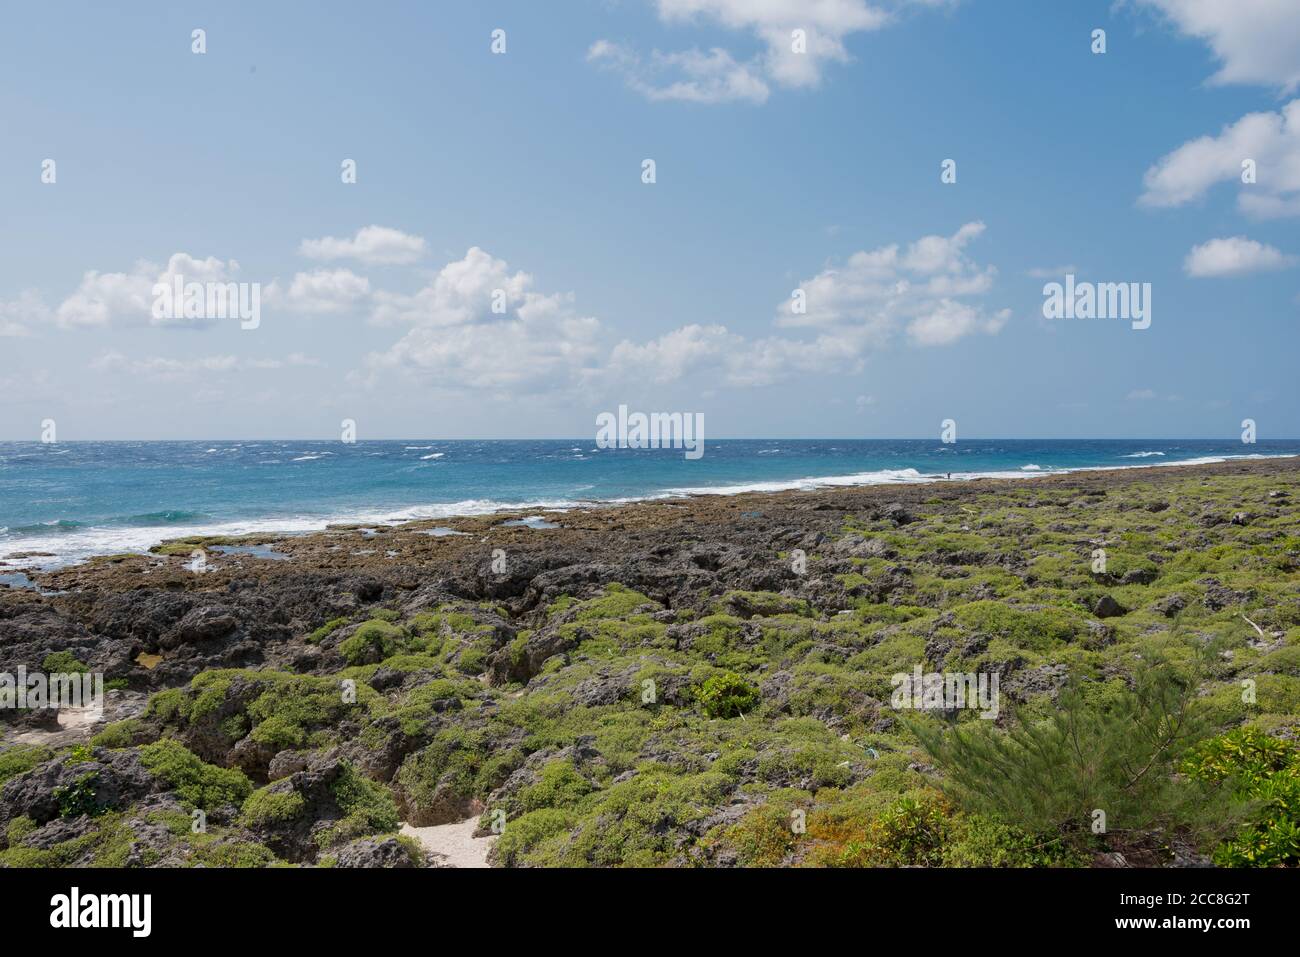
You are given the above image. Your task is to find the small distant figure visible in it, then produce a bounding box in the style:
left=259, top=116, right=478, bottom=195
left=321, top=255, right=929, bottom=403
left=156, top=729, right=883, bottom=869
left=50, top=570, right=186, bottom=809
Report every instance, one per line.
left=946, top=472, right=951, bottom=479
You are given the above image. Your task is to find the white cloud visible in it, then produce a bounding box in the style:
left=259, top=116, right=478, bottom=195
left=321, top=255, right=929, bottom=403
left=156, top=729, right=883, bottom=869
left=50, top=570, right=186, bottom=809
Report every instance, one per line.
left=591, top=0, right=944, bottom=103
left=52, top=254, right=244, bottom=329
left=587, top=42, right=769, bottom=104
left=779, top=221, right=1001, bottom=334
left=367, top=225, right=1003, bottom=396
left=367, top=246, right=532, bottom=327
left=364, top=248, right=602, bottom=393
left=0, top=290, right=49, bottom=337
left=1140, top=99, right=1300, bottom=217
left=1134, top=0, right=1300, bottom=92
left=299, top=225, right=427, bottom=265
left=89, top=352, right=310, bottom=380
left=609, top=323, right=739, bottom=381
left=1183, top=236, right=1297, bottom=277
left=265, top=268, right=371, bottom=313
left=1126, top=388, right=1158, bottom=401
left=907, top=300, right=1008, bottom=346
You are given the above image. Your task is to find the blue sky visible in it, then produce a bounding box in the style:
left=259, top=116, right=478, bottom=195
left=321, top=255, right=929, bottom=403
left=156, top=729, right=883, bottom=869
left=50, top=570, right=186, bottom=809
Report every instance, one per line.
left=1, top=0, right=1297, bottom=440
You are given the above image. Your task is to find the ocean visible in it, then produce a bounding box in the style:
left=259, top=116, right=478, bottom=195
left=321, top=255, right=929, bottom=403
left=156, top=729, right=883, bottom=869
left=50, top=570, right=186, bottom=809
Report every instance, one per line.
left=1, top=439, right=1295, bottom=569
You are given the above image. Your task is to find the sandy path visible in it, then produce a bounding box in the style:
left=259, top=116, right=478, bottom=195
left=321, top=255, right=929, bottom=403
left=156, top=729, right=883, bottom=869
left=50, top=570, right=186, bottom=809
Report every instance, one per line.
left=400, top=817, right=495, bottom=868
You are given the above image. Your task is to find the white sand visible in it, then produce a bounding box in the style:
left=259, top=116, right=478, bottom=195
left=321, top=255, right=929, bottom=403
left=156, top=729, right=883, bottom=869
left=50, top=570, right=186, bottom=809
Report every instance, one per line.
left=400, top=817, right=496, bottom=868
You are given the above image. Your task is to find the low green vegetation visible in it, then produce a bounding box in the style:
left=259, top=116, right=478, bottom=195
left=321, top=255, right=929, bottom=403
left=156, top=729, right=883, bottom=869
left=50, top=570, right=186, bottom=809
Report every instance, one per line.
left=4, top=469, right=1297, bottom=868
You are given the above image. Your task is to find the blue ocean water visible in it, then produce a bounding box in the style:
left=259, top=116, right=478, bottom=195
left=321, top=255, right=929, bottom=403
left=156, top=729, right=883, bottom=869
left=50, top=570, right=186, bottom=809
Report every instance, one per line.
left=0, top=439, right=1295, bottom=568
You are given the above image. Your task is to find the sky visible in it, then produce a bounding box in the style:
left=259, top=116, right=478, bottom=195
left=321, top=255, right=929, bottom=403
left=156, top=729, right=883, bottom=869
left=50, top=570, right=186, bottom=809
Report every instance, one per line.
left=1, top=0, right=1298, bottom=440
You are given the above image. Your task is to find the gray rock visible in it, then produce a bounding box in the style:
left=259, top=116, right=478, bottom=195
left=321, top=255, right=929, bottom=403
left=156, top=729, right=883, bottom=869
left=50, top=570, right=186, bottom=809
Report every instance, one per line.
left=1092, top=594, right=1126, bottom=619
left=334, top=835, right=419, bottom=868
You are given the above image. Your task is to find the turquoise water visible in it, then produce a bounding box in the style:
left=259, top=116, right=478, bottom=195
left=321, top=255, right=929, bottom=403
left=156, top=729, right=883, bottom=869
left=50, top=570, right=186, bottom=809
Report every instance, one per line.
left=0, top=439, right=1295, bottom=567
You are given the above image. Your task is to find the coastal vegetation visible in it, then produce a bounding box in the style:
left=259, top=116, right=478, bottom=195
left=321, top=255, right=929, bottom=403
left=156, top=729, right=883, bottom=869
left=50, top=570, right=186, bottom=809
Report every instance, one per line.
left=1, top=464, right=1297, bottom=867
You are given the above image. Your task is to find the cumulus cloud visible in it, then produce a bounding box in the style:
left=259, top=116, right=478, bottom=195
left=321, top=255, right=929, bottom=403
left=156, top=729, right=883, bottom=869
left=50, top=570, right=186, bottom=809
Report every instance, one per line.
left=779, top=221, right=1004, bottom=341
left=265, top=269, right=371, bottom=314
left=50, top=254, right=246, bottom=329
left=1140, top=99, right=1300, bottom=217
left=907, top=299, right=1008, bottom=346
left=299, top=225, right=427, bottom=265
left=590, top=0, right=943, bottom=103
left=1183, top=236, right=1297, bottom=277
left=365, top=224, right=1004, bottom=396
left=363, top=248, right=602, bottom=393
left=609, top=324, right=740, bottom=381
left=1134, top=0, right=1300, bottom=92
left=367, top=246, right=532, bottom=328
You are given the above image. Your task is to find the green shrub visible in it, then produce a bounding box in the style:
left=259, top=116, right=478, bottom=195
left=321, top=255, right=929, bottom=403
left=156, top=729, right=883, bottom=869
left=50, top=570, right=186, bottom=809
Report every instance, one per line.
left=519, top=761, right=593, bottom=811
left=696, top=671, right=760, bottom=718
left=913, top=659, right=1216, bottom=847
left=90, top=719, right=145, bottom=749
left=241, top=786, right=306, bottom=827
left=42, top=651, right=90, bottom=674
left=1183, top=727, right=1300, bottom=866
left=307, top=617, right=349, bottom=644
left=339, top=620, right=405, bottom=664
left=139, top=739, right=252, bottom=809
left=249, top=714, right=307, bottom=750
left=146, top=687, right=188, bottom=722
left=0, top=745, right=52, bottom=785
left=494, top=808, right=576, bottom=867
left=53, top=773, right=102, bottom=818
left=316, top=763, right=399, bottom=847
left=952, top=601, right=1083, bottom=651
left=834, top=795, right=950, bottom=867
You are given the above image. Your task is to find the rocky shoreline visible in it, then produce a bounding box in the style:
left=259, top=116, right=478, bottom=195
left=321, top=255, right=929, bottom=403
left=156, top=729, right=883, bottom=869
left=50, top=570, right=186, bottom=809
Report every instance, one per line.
left=1, top=456, right=1298, bottom=867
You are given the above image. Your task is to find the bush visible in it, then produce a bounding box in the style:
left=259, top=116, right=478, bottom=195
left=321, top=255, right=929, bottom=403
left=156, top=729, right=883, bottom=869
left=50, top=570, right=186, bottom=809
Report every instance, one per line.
left=339, top=620, right=405, bottom=665
left=913, top=658, right=1216, bottom=847
left=41, top=651, right=89, bottom=674
left=696, top=671, right=760, bottom=718
left=241, top=786, right=306, bottom=827
left=1183, top=727, right=1300, bottom=866
left=139, top=739, right=252, bottom=809
left=306, top=617, right=349, bottom=644
left=494, top=809, right=576, bottom=867
left=54, top=773, right=102, bottom=818
left=519, top=761, right=592, bottom=811
left=951, top=601, right=1083, bottom=651
left=316, top=763, right=399, bottom=847
left=90, top=719, right=145, bottom=749
left=5, top=816, right=37, bottom=844
left=0, top=745, right=52, bottom=785
left=834, top=795, right=950, bottom=867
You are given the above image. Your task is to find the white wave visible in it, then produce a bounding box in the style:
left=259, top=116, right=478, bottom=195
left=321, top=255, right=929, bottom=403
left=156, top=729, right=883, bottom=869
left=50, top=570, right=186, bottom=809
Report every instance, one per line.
left=1120, top=451, right=1166, bottom=458
left=420, top=453, right=444, bottom=460
left=0, top=496, right=593, bottom=570
left=1021, top=464, right=1043, bottom=471
left=4, top=453, right=1293, bottom=570
left=668, top=468, right=929, bottom=496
